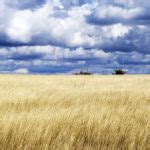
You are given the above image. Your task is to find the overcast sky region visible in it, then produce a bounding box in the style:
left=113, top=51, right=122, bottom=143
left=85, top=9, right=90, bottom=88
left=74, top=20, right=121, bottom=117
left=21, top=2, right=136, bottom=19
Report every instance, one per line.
left=0, top=0, right=150, bottom=74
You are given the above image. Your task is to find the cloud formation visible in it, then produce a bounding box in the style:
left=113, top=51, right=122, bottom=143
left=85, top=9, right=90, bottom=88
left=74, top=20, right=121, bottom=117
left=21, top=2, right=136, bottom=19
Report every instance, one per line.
left=0, top=0, right=149, bottom=74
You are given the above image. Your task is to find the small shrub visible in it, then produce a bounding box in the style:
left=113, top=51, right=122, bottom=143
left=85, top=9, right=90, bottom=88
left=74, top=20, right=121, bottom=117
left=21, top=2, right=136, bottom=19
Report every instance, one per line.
left=74, top=70, right=92, bottom=75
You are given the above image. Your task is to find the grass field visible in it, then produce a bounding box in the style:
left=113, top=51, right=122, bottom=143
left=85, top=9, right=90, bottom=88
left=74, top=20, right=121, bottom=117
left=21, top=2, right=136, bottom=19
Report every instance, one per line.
left=0, top=75, right=149, bottom=150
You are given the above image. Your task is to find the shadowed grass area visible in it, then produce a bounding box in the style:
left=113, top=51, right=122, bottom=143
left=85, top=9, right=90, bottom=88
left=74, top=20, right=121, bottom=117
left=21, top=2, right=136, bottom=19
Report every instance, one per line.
left=0, top=75, right=149, bottom=150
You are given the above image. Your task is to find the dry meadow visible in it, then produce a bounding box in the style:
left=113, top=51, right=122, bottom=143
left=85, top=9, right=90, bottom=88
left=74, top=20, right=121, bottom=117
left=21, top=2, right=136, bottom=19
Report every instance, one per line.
left=0, top=75, right=149, bottom=150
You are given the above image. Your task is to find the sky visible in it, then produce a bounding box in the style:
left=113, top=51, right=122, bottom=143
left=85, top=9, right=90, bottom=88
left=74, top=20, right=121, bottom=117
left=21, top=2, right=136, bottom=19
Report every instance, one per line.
left=0, top=0, right=150, bottom=74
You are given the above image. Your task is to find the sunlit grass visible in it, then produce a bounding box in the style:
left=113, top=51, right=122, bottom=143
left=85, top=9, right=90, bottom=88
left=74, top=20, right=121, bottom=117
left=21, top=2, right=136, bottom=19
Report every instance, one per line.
left=0, top=75, right=149, bottom=150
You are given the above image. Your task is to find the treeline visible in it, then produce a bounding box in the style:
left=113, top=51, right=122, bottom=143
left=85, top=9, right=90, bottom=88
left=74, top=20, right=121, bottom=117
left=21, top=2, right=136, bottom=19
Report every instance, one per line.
left=74, top=69, right=127, bottom=75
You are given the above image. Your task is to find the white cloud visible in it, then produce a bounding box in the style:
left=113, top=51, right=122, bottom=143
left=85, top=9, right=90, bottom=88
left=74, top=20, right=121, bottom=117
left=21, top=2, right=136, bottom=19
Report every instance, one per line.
left=14, top=68, right=29, bottom=74
left=0, top=45, right=113, bottom=60
left=2, top=0, right=136, bottom=48
left=93, top=5, right=140, bottom=19
left=6, top=10, right=33, bottom=42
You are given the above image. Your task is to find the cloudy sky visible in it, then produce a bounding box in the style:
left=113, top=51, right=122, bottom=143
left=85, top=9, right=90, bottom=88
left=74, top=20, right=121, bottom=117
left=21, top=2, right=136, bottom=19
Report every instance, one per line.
left=0, top=0, right=150, bottom=74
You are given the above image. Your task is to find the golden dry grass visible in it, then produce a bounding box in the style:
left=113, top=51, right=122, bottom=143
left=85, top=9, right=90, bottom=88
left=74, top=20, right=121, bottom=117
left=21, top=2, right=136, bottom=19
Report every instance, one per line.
left=0, top=75, right=149, bottom=150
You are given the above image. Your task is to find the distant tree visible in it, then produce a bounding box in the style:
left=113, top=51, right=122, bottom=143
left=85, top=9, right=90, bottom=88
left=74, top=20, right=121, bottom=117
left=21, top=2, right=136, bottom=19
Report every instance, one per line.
left=113, top=69, right=126, bottom=75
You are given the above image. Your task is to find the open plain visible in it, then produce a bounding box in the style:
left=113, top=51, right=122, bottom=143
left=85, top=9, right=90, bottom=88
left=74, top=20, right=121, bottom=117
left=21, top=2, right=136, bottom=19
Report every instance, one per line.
left=0, top=75, right=149, bottom=150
